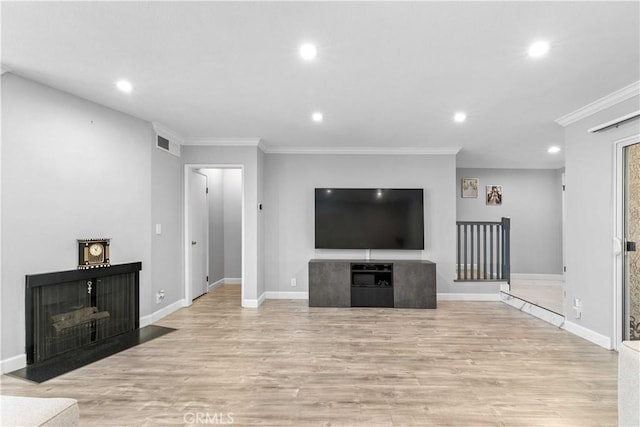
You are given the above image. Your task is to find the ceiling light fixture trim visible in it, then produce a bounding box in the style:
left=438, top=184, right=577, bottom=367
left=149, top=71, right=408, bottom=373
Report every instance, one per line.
left=528, top=40, right=551, bottom=58
left=454, top=112, right=467, bottom=123
left=299, top=43, right=318, bottom=60
left=116, top=80, right=133, bottom=93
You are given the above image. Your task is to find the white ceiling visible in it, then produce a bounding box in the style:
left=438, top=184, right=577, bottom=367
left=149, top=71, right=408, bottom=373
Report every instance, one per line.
left=2, top=1, right=639, bottom=168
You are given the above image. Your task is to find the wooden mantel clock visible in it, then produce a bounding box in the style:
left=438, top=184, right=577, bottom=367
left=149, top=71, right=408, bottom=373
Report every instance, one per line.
left=78, top=238, right=111, bottom=269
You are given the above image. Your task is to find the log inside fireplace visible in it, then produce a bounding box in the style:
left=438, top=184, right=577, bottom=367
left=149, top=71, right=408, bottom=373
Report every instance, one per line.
left=51, top=307, right=110, bottom=333
left=25, top=262, right=141, bottom=365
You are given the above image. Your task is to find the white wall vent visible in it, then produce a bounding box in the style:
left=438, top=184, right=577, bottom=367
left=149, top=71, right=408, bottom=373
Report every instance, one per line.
left=157, top=135, right=170, bottom=151
left=152, top=122, right=182, bottom=157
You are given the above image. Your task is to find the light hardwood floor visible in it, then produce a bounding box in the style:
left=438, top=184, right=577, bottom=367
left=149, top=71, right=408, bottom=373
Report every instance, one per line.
left=1, top=285, right=618, bottom=426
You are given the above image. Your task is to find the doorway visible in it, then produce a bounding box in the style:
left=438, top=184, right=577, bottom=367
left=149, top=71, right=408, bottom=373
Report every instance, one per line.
left=184, top=164, right=245, bottom=305
left=201, top=168, right=243, bottom=291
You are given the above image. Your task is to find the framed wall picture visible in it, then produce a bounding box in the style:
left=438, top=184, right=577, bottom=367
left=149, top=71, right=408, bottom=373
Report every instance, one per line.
left=486, top=185, right=503, bottom=205
left=461, top=178, right=479, bottom=198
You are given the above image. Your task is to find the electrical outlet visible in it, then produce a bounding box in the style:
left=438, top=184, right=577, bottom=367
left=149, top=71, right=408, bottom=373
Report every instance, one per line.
left=156, top=290, right=165, bottom=304
left=290, top=278, right=297, bottom=287
left=573, top=298, right=582, bottom=319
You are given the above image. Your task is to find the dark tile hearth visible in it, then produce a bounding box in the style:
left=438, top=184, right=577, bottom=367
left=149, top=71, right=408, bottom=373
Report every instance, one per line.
left=7, top=325, right=175, bottom=383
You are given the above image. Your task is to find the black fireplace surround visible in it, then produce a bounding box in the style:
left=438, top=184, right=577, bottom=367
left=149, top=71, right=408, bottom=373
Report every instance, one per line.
left=25, top=262, right=141, bottom=365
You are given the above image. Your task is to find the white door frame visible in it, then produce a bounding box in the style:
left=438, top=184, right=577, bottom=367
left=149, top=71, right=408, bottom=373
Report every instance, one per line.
left=184, top=164, right=245, bottom=306
left=613, top=134, right=640, bottom=349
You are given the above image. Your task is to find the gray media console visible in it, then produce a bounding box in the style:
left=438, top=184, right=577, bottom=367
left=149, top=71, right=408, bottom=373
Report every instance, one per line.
left=308, top=259, right=436, bottom=309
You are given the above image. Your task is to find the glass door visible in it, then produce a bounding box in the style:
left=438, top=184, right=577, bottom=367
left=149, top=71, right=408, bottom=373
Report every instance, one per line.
left=623, top=142, right=640, bottom=341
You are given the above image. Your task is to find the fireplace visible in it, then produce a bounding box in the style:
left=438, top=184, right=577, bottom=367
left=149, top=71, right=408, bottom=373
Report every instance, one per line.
left=26, top=262, right=141, bottom=365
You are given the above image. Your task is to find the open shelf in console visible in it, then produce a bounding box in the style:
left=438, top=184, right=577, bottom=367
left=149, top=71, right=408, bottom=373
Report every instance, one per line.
left=351, top=263, right=393, bottom=307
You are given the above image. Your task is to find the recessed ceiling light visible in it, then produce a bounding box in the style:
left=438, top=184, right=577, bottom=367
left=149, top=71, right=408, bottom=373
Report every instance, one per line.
left=528, top=41, right=550, bottom=58
left=299, top=43, right=318, bottom=60
left=548, top=146, right=561, bottom=154
left=454, top=112, right=467, bottom=123
left=116, top=80, right=133, bottom=93
left=312, top=112, right=323, bottom=122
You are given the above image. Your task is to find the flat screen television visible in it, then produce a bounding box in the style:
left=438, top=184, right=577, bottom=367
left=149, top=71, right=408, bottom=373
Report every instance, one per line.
left=314, top=188, right=424, bottom=250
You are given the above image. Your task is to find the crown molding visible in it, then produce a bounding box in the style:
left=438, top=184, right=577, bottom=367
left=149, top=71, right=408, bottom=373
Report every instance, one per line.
left=555, top=81, right=640, bottom=127
left=257, top=140, right=268, bottom=152
left=152, top=122, right=185, bottom=145
left=260, top=146, right=461, bottom=155
left=184, top=137, right=262, bottom=146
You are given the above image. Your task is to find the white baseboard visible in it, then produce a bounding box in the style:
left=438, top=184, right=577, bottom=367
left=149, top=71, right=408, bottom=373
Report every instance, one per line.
left=152, top=299, right=187, bottom=323
left=500, top=292, right=611, bottom=350
left=242, top=299, right=258, bottom=307
left=208, top=278, right=225, bottom=291
left=224, top=277, right=242, bottom=285
left=140, top=313, right=152, bottom=327
left=264, top=291, right=309, bottom=300
left=1, top=353, right=26, bottom=374
left=500, top=293, right=565, bottom=327
left=511, top=273, right=564, bottom=281
left=437, top=293, right=501, bottom=301
left=563, top=320, right=612, bottom=350
left=140, top=298, right=188, bottom=327
left=243, top=292, right=265, bottom=308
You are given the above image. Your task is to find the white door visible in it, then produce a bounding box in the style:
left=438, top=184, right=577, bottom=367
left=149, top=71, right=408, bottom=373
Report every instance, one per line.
left=189, top=170, right=208, bottom=300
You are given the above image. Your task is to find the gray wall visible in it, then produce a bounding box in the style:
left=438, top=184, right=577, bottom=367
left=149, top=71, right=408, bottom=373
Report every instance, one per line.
left=181, top=146, right=259, bottom=303
left=264, top=153, right=460, bottom=294
left=456, top=168, right=563, bottom=274
left=1, top=74, right=153, bottom=361
left=223, top=169, right=242, bottom=278
left=151, top=143, right=183, bottom=311
left=205, top=169, right=225, bottom=283
left=564, top=95, right=640, bottom=342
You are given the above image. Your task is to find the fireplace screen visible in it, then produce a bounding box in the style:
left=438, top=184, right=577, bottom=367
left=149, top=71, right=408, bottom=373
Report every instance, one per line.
left=26, top=263, right=140, bottom=364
